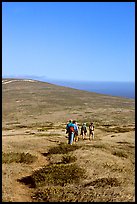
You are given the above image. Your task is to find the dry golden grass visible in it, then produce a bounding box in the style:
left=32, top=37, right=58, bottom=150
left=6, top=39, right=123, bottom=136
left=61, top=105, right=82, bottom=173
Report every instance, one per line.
left=2, top=78, right=135, bottom=202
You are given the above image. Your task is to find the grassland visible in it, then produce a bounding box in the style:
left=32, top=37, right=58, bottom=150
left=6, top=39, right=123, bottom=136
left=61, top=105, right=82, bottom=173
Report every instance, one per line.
left=2, top=78, right=135, bottom=202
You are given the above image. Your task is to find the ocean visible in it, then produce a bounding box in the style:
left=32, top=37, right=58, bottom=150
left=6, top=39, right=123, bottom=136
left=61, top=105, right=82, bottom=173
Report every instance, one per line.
left=45, top=80, right=135, bottom=99
left=4, top=76, right=134, bottom=99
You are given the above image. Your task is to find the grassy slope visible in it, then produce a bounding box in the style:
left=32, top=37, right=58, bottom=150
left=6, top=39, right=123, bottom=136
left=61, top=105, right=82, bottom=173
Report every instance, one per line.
left=2, top=78, right=135, bottom=202
left=2, top=78, right=135, bottom=126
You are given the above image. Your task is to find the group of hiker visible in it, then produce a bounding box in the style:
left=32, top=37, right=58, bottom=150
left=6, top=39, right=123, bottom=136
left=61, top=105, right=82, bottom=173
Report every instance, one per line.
left=66, top=120, right=94, bottom=145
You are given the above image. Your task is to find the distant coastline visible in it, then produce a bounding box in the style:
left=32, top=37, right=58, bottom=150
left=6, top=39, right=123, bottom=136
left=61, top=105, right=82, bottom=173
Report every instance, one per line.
left=46, top=80, right=135, bottom=99
left=2, top=76, right=135, bottom=99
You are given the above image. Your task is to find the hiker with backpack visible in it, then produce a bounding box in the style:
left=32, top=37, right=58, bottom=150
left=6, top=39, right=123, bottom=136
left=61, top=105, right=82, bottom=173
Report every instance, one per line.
left=80, top=123, right=87, bottom=140
left=67, top=120, right=78, bottom=145
left=66, top=119, right=72, bottom=135
left=89, top=122, right=94, bottom=140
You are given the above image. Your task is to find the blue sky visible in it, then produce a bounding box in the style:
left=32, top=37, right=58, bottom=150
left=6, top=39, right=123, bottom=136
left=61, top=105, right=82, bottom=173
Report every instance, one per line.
left=2, top=2, right=135, bottom=82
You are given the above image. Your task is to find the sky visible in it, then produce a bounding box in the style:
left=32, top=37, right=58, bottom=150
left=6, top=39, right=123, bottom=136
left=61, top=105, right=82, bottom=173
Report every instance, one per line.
left=2, top=2, right=135, bottom=82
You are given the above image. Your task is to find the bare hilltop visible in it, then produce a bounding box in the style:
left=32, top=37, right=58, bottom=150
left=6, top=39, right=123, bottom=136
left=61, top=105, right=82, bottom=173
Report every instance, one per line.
left=2, top=78, right=135, bottom=202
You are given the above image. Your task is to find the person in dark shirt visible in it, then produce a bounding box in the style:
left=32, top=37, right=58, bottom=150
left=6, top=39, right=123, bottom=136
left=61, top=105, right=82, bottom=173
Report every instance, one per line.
left=89, top=122, right=94, bottom=140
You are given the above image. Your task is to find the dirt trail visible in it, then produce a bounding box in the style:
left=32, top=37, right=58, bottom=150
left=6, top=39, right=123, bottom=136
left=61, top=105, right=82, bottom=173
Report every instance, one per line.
left=15, top=153, right=49, bottom=202
left=9, top=181, right=33, bottom=202
left=2, top=145, right=49, bottom=202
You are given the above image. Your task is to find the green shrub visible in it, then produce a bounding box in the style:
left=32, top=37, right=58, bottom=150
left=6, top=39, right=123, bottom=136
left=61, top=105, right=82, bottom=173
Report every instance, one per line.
left=32, top=186, right=79, bottom=202
left=47, top=143, right=82, bottom=155
left=19, top=163, right=85, bottom=188
left=2, top=152, right=37, bottom=164
left=32, top=177, right=120, bottom=202
left=61, top=155, right=77, bottom=164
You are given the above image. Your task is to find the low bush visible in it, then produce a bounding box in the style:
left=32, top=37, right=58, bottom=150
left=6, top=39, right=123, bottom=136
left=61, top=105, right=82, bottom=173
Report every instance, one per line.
left=61, top=155, right=77, bottom=164
left=47, top=143, right=82, bottom=155
left=2, top=152, right=37, bottom=164
left=19, top=163, right=85, bottom=188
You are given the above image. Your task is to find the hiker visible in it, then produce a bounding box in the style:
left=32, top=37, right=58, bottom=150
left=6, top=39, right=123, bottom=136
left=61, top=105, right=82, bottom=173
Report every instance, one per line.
left=67, top=120, right=78, bottom=145
left=74, top=121, right=79, bottom=143
left=66, top=119, right=72, bottom=135
left=89, top=122, right=94, bottom=140
left=80, top=123, right=87, bottom=140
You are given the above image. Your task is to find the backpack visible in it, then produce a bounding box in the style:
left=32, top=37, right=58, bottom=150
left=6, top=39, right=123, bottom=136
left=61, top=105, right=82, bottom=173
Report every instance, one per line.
left=82, top=125, right=86, bottom=132
left=69, top=126, right=74, bottom=133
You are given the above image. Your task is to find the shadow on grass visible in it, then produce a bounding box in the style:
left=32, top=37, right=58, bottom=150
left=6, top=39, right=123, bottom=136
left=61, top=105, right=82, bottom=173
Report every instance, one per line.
left=17, top=176, right=36, bottom=188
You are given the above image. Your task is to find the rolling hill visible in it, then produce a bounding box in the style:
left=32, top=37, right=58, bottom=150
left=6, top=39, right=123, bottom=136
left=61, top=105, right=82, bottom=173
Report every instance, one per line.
left=2, top=78, right=135, bottom=202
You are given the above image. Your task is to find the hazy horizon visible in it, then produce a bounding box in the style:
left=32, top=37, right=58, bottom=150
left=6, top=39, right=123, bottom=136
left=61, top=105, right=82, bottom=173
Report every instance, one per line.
left=2, top=74, right=135, bottom=83
left=2, top=75, right=135, bottom=99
